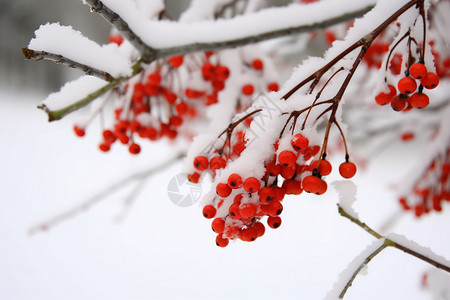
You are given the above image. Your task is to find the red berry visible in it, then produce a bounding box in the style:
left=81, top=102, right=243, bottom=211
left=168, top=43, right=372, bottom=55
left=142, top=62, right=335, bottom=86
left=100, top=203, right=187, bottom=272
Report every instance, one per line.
left=339, top=162, right=357, bottom=179
left=258, top=187, right=275, bottom=204
left=147, top=73, right=161, bottom=85
left=280, top=165, right=296, bottom=180
left=302, top=175, right=322, bottom=194
left=210, top=156, right=227, bottom=171
left=265, top=201, right=283, bottom=216
left=278, top=150, right=297, bottom=168
left=398, top=77, right=417, bottom=95
left=239, top=227, right=258, bottom=242
left=273, top=186, right=286, bottom=202
left=176, top=102, right=188, bottom=115
left=227, top=173, right=243, bottom=189
left=310, top=159, right=332, bottom=176
left=253, top=222, right=265, bottom=237
left=73, top=125, right=85, bottom=137
left=228, top=203, right=241, bottom=219
left=216, top=234, right=229, bottom=247
left=243, top=177, right=261, bottom=193
left=421, top=72, right=439, bottom=89
left=203, top=205, right=216, bottom=219
left=375, top=85, right=396, bottom=106
left=187, top=172, right=200, bottom=184
left=267, top=82, right=279, bottom=92
left=168, top=55, right=183, bottom=68
left=282, top=180, right=303, bottom=195
left=242, top=84, right=254, bottom=96
left=99, top=143, right=110, bottom=152
left=291, top=134, right=309, bottom=151
left=317, top=180, right=328, bottom=195
left=129, top=143, right=141, bottom=155
left=391, top=95, right=407, bottom=111
left=216, top=183, right=232, bottom=197
left=409, top=93, right=429, bottom=109
left=193, top=156, right=209, bottom=171
left=409, top=63, right=427, bottom=79
left=211, top=218, right=225, bottom=233
left=234, top=194, right=243, bottom=204
left=102, top=130, right=116, bottom=144
left=215, top=65, right=230, bottom=81
left=252, top=59, right=264, bottom=70
left=267, top=216, right=282, bottom=229
left=239, top=203, right=257, bottom=218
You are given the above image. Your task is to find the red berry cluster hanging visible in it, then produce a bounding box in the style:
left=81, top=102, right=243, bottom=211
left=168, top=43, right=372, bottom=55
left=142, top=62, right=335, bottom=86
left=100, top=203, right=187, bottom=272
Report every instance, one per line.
left=399, top=147, right=450, bottom=217
left=194, top=132, right=358, bottom=247
left=375, top=62, right=439, bottom=111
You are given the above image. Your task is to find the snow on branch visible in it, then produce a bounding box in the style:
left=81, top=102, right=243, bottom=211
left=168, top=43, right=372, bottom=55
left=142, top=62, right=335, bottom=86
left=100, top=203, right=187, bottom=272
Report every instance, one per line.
left=38, top=75, right=110, bottom=121
left=27, top=23, right=133, bottom=78
left=89, top=0, right=376, bottom=60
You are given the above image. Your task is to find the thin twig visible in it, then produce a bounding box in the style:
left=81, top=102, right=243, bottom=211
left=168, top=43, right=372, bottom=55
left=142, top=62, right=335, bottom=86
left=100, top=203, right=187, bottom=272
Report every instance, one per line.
left=28, top=151, right=185, bottom=235
left=338, top=240, right=389, bottom=299
left=337, top=203, right=450, bottom=298
left=22, top=48, right=113, bottom=81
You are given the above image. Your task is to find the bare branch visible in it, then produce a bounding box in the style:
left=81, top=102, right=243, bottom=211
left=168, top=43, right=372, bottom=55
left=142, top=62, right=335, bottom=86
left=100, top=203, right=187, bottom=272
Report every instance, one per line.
left=83, top=0, right=157, bottom=63
left=22, top=48, right=113, bottom=81
left=28, top=150, right=186, bottom=235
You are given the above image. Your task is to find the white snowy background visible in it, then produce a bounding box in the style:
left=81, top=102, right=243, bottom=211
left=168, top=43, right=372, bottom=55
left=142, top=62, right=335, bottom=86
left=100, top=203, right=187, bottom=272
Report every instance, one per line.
left=1, top=89, right=449, bottom=300
left=1, top=0, right=450, bottom=298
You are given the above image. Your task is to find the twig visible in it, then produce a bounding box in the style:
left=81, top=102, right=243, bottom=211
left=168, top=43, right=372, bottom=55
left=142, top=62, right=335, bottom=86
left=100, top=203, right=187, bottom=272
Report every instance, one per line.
left=84, top=0, right=157, bottom=63
left=22, top=48, right=113, bottom=81
left=337, top=203, right=450, bottom=298
left=37, top=61, right=142, bottom=122
left=28, top=150, right=186, bottom=235
left=338, top=239, right=389, bottom=299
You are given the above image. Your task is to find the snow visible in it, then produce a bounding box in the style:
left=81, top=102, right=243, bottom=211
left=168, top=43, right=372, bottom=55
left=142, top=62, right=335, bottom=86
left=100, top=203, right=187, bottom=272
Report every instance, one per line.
left=325, top=238, right=386, bottom=300
left=29, top=23, right=133, bottom=78
left=1, top=90, right=448, bottom=299
left=41, top=75, right=108, bottom=111
left=97, top=0, right=377, bottom=49
left=333, top=180, right=359, bottom=219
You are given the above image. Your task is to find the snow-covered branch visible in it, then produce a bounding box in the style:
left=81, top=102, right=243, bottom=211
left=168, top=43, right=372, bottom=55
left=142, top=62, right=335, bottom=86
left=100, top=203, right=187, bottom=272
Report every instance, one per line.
left=87, top=0, right=376, bottom=61
left=333, top=204, right=450, bottom=298
left=22, top=48, right=114, bottom=81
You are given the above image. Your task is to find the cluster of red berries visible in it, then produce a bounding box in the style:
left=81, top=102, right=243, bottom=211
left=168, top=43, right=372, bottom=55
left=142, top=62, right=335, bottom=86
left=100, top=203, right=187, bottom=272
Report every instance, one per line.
left=375, top=63, right=439, bottom=111
left=194, top=133, right=357, bottom=247
left=399, top=148, right=450, bottom=217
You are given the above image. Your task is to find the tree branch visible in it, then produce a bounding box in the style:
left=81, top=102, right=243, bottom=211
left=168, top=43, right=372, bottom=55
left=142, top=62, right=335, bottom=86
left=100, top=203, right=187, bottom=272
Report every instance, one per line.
left=83, top=0, right=157, bottom=63
left=28, top=150, right=185, bottom=235
left=37, top=61, right=141, bottom=122
left=22, top=48, right=113, bottom=81
left=153, top=5, right=374, bottom=60
left=337, top=203, right=450, bottom=298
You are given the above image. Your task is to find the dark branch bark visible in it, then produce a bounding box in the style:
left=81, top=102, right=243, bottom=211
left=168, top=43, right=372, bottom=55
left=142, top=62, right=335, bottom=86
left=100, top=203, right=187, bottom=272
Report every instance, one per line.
left=22, top=48, right=113, bottom=81
left=83, top=0, right=157, bottom=63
